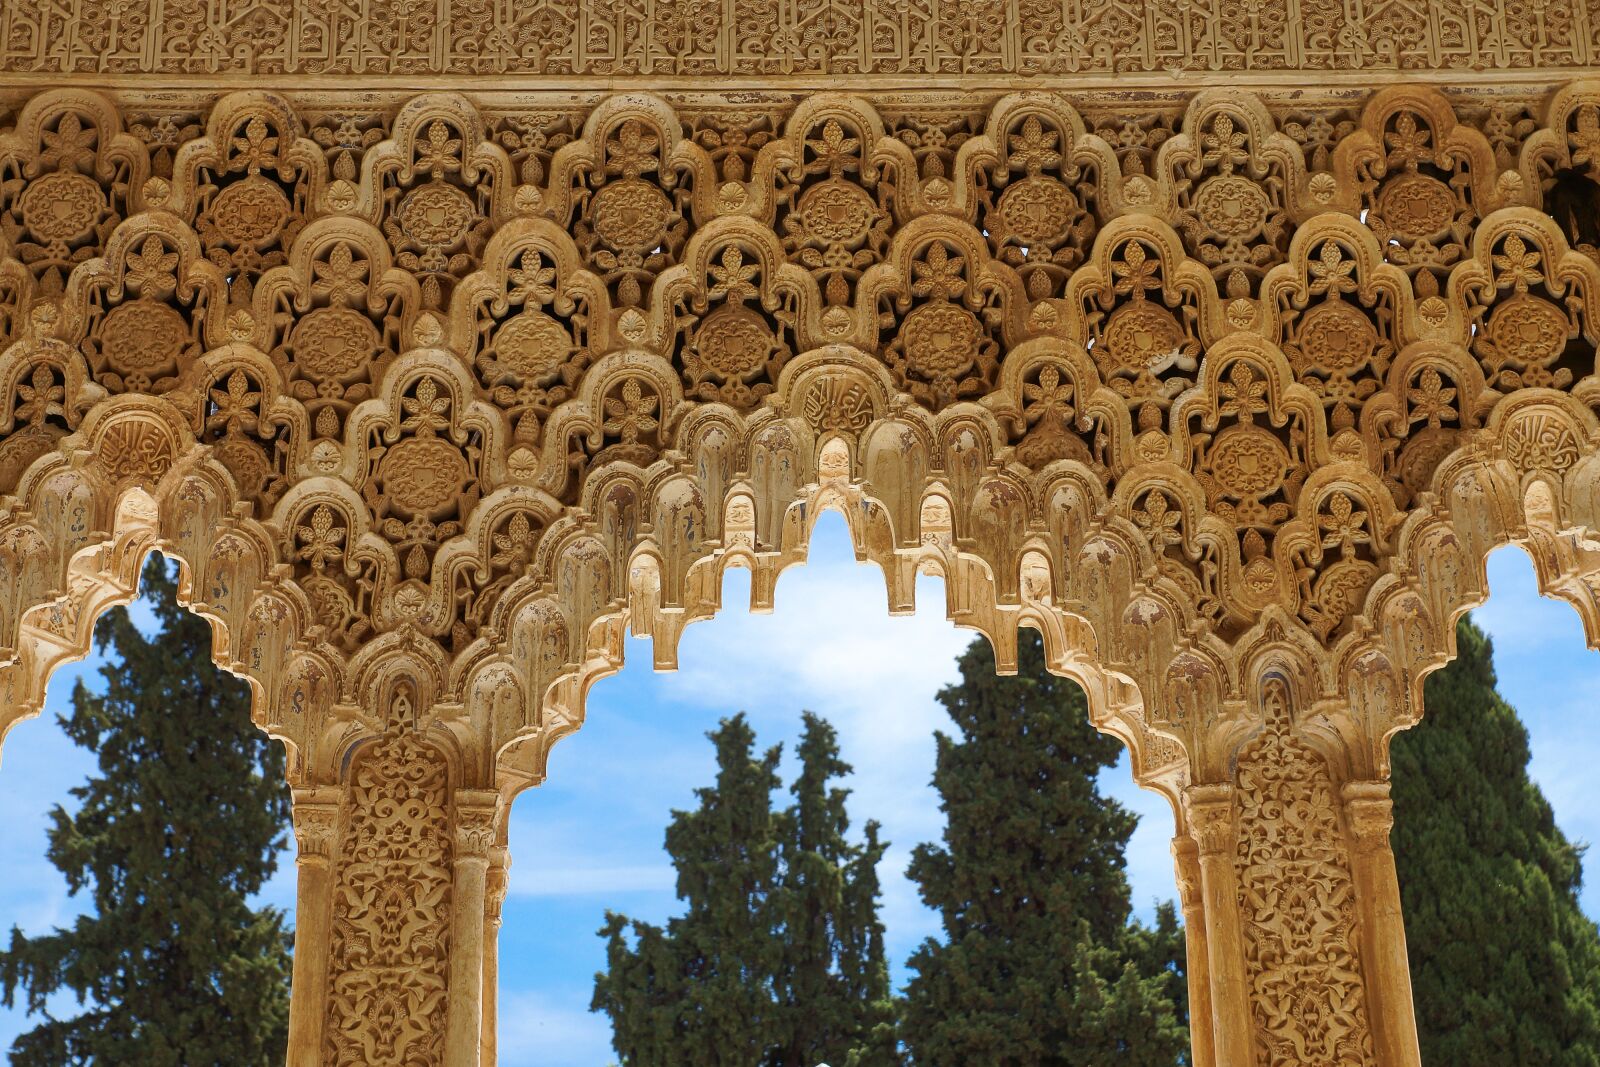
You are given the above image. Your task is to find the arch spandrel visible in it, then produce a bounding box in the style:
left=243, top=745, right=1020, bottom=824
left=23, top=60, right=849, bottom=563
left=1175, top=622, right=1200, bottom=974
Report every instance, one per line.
left=3, top=59, right=1600, bottom=1067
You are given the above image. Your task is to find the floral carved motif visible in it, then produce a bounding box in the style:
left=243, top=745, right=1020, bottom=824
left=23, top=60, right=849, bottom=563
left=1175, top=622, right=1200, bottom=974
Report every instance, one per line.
left=323, top=685, right=452, bottom=1067
left=1235, top=685, right=1374, bottom=1067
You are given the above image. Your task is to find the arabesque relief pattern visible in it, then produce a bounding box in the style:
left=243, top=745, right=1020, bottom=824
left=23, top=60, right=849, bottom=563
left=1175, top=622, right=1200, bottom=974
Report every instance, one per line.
left=324, top=682, right=452, bottom=1067
left=1, top=71, right=1599, bottom=1067
left=0, top=0, right=1594, bottom=78
left=1236, top=681, right=1372, bottom=1066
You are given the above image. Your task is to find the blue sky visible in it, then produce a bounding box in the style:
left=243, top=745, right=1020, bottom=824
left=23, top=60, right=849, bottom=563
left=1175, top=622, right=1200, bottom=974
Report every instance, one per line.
left=2, top=516, right=1598, bottom=1065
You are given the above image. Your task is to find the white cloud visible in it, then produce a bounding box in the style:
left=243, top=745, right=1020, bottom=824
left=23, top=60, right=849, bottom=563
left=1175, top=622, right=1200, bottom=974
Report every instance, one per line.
left=496, top=989, right=616, bottom=1067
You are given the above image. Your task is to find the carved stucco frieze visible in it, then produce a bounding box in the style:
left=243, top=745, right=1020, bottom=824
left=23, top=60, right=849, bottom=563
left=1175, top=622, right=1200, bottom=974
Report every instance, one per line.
left=0, top=77, right=1598, bottom=791
left=0, top=0, right=1594, bottom=81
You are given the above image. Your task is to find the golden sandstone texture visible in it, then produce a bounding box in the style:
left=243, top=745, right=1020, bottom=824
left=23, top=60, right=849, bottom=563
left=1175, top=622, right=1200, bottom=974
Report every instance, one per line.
left=1, top=1, right=1598, bottom=1063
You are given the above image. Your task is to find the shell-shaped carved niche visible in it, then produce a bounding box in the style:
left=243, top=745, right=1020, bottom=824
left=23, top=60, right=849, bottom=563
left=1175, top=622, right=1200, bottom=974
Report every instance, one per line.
left=255, top=217, right=420, bottom=448
left=450, top=217, right=607, bottom=453
left=861, top=216, right=1027, bottom=412
left=167, top=91, right=327, bottom=307
left=543, top=94, right=715, bottom=313
left=358, top=93, right=517, bottom=310
left=60, top=213, right=226, bottom=398
left=0, top=89, right=148, bottom=301
left=78, top=395, right=192, bottom=498
left=960, top=92, right=1121, bottom=300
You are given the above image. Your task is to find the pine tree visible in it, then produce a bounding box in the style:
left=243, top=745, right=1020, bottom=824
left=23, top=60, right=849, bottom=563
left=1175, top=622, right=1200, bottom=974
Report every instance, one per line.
left=0, top=555, right=293, bottom=1066
left=1391, top=614, right=1600, bottom=1065
left=593, top=712, right=897, bottom=1067
left=902, top=631, right=1189, bottom=1066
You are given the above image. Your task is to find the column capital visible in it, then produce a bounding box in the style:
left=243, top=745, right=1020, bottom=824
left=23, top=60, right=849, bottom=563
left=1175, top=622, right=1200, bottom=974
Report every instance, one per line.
left=486, top=847, right=512, bottom=922
left=1184, top=783, right=1238, bottom=857
left=454, top=790, right=502, bottom=860
left=1341, top=779, right=1396, bottom=853
left=290, top=788, right=343, bottom=861
left=1170, top=834, right=1203, bottom=908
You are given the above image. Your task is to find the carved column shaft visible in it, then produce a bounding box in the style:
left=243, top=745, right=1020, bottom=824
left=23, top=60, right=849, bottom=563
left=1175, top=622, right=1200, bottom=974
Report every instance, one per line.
left=1184, top=784, right=1255, bottom=1067
left=447, top=791, right=502, bottom=1067
left=1343, top=780, right=1423, bottom=1067
left=482, top=847, right=510, bottom=1067
left=1171, top=834, right=1216, bottom=1067
left=287, top=788, right=341, bottom=1067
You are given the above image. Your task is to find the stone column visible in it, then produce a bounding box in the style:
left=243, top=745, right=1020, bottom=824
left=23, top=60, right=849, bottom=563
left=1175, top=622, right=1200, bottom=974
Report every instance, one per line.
left=481, top=846, right=510, bottom=1067
left=1343, top=780, right=1423, bottom=1067
left=1183, top=784, right=1255, bottom=1067
left=1170, top=834, right=1216, bottom=1067
left=446, top=790, right=501, bottom=1067
left=286, top=787, right=341, bottom=1067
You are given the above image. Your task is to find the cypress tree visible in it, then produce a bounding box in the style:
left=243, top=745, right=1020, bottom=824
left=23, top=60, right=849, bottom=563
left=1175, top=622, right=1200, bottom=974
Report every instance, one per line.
left=1391, top=614, right=1600, bottom=1065
left=593, top=712, right=897, bottom=1066
left=0, top=554, right=293, bottom=1066
left=902, top=630, right=1188, bottom=1066
left=777, top=714, right=897, bottom=1067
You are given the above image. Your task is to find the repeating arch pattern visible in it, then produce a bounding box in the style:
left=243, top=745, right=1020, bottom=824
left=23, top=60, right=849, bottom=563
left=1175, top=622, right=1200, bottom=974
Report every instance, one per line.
left=3, top=77, right=1600, bottom=1067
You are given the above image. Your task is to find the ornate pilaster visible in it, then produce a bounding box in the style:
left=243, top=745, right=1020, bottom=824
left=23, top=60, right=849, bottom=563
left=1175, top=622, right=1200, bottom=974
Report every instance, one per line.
left=1184, top=783, right=1255, bottom=1067
left=1230, top=696, right=1377, bottom=1067
left=1171, top=834, right=1216, bottom=1067
left=1342, top=780, right=1423, bottom=1067
left=322, top=686, right=454, bottom=1067
left=286, top=787, right=341, bottom=1067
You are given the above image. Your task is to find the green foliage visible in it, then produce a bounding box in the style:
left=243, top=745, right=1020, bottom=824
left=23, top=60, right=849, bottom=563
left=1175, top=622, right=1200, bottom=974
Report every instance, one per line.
left=0, top=556, right=293, bottom=1067
left=593, top=712, right=898, bottom=1067
left=1392, top=614, right=1600, bottom=1065
left=901, top=631, right=1189, bottom=1066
